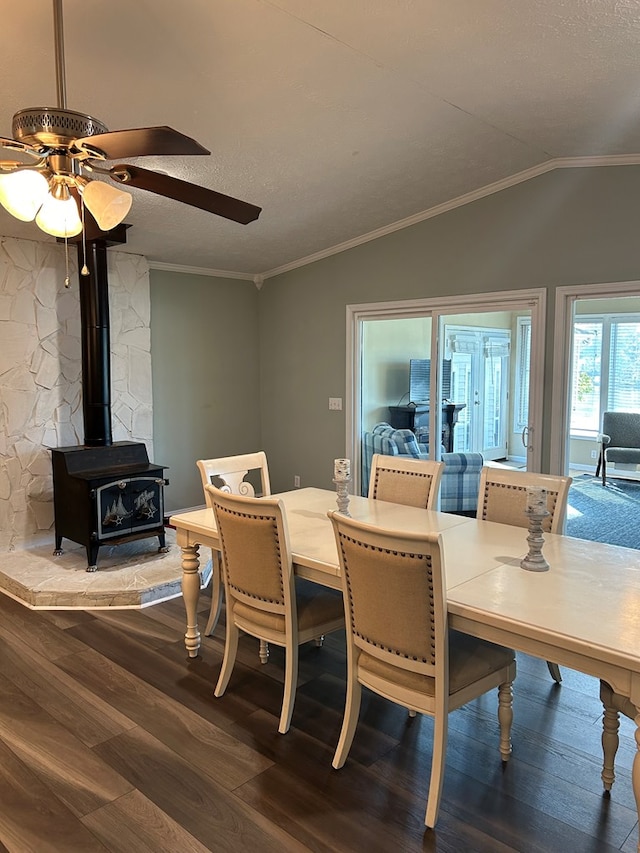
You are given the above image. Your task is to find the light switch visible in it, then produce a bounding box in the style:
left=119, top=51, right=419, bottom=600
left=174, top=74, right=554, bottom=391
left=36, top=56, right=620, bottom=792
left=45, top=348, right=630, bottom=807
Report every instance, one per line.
left=329, top=397, right=343, bottom=411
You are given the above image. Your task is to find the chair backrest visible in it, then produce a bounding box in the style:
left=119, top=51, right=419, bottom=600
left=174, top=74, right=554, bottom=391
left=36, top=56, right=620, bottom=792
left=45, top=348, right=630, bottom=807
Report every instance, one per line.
left=206, top=486, right=294, bottom=622
left=328, top=511, right=446, bottom=683
left=361, top=423, right=428, bottom=496
left=197, top=452, right=271, bottom=509
left=369, top=453, right=444, bottom=509
left=478, top=466, right=572, bottom=534
left=602, top=412, right=640, bottom=449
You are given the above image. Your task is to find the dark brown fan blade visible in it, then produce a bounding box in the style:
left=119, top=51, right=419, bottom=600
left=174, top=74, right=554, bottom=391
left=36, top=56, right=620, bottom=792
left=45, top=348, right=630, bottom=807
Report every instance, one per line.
left=109, top=164, right=261, bottom=225
left=74, top=126, right=210, bottom=160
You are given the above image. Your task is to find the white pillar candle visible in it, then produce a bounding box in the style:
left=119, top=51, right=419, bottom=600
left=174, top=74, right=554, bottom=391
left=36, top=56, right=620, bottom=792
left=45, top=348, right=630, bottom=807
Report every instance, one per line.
left=334, top=458, right=350, bottom=480
left=526, top=486, right=547, bottom=511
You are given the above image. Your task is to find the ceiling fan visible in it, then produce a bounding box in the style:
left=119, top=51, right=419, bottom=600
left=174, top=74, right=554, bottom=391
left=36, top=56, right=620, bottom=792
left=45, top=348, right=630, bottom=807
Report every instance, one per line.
left=0, top=0, right=261, bottom=244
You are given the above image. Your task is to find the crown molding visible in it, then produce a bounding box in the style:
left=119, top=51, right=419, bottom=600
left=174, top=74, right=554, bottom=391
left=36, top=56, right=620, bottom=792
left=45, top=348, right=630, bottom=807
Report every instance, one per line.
left=148, top=261, right=255, bottom=280
left=261, top=153, right=640, bottom=280
left=151, top=154, right=640, bottom=282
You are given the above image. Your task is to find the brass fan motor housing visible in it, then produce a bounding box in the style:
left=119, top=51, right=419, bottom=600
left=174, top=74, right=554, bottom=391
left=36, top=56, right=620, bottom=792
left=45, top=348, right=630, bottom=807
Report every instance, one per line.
left=12, top=107, right=108, bottom=150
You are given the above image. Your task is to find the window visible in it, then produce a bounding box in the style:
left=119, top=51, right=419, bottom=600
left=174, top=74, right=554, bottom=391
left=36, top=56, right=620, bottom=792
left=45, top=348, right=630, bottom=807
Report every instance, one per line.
left=514, top=317, right=531, bottom=431
left=570, top=321, right=602, bottom=434
left=570, top=315, right=640, bottom=436
left=517, top=313, right=640, bottom=439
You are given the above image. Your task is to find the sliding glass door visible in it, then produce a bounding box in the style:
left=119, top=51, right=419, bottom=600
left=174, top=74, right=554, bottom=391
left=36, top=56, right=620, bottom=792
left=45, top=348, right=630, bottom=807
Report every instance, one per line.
left=348, top=289, right=546, bottom=496
left=551, top=283, right=640, bottom=476
left=566, top=300, right=640, bottom=471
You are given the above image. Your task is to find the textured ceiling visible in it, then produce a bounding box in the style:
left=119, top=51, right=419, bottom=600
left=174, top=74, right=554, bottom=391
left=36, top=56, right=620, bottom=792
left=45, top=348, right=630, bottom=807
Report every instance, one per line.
left=1, top=0, right=640, bottom=278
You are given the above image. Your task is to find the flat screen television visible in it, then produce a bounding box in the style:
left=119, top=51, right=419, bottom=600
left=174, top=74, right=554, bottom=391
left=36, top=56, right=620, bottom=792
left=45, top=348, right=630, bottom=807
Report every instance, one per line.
left=409, top=358, right=452, bottom=403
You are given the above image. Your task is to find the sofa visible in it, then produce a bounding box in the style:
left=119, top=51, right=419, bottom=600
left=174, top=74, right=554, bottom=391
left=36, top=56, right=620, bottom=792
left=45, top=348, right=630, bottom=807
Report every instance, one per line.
left=362, top=422, right=484, bottom=513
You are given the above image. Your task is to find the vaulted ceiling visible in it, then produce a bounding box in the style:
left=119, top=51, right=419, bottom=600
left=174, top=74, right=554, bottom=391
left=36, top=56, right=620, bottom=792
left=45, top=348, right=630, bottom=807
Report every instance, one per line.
left=1, top=1, right=639, bottom=278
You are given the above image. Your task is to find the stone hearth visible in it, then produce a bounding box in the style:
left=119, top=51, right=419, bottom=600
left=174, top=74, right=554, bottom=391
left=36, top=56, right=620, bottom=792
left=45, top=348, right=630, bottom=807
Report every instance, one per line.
left=0, top=531, right=211, bottom=609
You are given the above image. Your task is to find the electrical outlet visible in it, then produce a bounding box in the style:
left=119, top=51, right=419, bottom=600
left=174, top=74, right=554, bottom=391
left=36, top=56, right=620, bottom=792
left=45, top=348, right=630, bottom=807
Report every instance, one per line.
left=591, top=450, right=598, bottom=459
left=294, top=475, right=301, bottom=488
left=329, top=397, right=343, bottom=411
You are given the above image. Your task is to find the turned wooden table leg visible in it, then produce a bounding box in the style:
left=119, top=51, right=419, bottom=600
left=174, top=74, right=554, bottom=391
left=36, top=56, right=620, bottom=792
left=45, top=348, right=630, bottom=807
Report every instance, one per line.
left=181, top=543, right=201, bottom=658
left=634, top=712, right=640, bottom=853
left=601, top=702, right=619, bottom=792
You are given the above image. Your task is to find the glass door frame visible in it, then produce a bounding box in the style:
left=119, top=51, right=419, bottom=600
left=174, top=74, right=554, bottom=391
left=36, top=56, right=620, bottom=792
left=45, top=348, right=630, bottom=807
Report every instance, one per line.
left=551, top=279, right=640, bottom=475
left=346, top=288, right=546, bottom=497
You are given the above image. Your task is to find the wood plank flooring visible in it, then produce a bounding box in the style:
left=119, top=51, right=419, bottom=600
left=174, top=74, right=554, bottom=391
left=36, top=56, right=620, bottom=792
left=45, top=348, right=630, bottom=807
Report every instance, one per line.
left=0, top=589, right=637, bottom=853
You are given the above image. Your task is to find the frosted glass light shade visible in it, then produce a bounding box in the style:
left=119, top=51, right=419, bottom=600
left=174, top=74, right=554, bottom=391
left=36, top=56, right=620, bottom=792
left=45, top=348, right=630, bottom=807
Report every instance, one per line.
left=35, top=193, right=82, bottom=237
left=82, top=180, right=132, bottom=231
left=0, top=170, right=49, bottom=221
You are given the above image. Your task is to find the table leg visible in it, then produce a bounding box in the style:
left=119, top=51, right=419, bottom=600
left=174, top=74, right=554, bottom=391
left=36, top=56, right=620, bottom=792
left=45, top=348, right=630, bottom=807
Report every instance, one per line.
left=181, top=543, right=201, bottom=658
left=634, top=713, right=640, bottom=853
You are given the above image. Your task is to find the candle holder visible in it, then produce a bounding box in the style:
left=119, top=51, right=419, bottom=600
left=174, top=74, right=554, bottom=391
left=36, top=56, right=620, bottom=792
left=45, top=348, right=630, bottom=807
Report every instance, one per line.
left=333, top=476, right=351, bottom=516
left=520, top=506, right=550, bottom=572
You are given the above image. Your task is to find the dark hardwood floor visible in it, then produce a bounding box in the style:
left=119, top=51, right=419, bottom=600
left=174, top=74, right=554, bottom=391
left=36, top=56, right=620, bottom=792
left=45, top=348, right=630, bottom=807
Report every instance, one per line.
left=0, top=588, right=637, bottom=853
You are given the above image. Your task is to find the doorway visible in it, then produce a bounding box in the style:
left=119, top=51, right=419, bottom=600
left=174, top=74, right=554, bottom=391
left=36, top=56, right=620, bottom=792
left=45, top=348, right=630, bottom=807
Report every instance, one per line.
left=441, top=323, right=511, bottom=460
left=551, top=281, right=640, bottom=476
left=347, top=289, right=546, bottom=497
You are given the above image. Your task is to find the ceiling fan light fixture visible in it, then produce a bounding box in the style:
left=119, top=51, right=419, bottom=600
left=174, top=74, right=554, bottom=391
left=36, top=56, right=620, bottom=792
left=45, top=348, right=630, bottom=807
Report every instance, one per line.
left=35, top=189, right=82, bottom=238
left=81, top=179, right=132, bottom=231
left=0, top=169, right=49, bottom=221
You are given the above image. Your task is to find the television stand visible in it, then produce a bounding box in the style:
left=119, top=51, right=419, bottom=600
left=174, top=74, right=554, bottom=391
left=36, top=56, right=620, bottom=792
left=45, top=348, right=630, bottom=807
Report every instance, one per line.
left=388, top=402, right=466, bottom=453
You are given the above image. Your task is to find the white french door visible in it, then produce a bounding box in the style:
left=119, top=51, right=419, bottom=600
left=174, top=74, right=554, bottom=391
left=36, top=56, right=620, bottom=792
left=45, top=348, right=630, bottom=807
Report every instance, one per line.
left=443, top=326, right=510, bottom=459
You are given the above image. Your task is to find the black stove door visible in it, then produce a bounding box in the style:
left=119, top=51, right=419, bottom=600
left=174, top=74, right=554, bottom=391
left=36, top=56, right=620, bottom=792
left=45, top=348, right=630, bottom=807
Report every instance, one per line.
left=97, top=475, right=164, bottom=540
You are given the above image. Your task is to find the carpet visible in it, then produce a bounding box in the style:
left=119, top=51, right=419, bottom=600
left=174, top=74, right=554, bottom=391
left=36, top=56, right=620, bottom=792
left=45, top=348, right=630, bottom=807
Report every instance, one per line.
left=565, top=475, right=640, bottom=550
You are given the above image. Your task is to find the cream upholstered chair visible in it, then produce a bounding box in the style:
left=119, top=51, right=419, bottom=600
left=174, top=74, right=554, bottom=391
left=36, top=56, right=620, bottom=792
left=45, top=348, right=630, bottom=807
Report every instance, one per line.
left=328, top=511, right=516, bottom=827
left=197, top=452, right=271, bottom=645
left=368, top=453, right=444, bottom=509
left=599, top=680, right=636, bottom=797
left=208, top=486, right=344, bottom=734
left=477, top=465, right=572, bottom=684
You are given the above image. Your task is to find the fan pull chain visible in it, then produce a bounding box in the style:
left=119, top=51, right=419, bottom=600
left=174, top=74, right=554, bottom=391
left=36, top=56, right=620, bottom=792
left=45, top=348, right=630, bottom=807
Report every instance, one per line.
left=80, top=198, right=90, bottom=276
left=64, top=236, right=70, bottom=288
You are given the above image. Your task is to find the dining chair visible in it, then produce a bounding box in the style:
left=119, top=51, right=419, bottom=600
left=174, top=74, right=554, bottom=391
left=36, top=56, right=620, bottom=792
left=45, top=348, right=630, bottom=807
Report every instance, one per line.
left=197, top=452, right=271, bottom=659
left=477, top=465, right=572, bottom=683
left=208, top=486, right=345, bottom=734
left=599, top=679, right=636, bottom=797
left=368, top=453, right=444, bottom=509
left=328, top=511, right=516, bottom=828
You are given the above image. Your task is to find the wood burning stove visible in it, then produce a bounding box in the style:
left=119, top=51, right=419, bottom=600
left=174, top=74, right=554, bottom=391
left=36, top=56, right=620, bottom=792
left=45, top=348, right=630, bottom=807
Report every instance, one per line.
left=52, top=442, right=168, bottom=571
left=51, top=230, right=168, bottom=571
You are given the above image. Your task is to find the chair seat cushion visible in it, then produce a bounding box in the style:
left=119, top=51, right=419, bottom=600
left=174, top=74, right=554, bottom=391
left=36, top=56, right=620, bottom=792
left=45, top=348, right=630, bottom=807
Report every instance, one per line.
left=234, top=578, right=344, bottom=635
left=358, top=630, right=514, bottom=697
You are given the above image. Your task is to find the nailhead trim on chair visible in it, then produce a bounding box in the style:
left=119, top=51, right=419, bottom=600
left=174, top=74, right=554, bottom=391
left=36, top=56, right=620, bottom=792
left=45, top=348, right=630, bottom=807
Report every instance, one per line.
left=218, top=508, right=285, bottom=604
left=481, top=482, right=559, bottom=520
left=338, top=533, right=436, bottom=664
left=372, top=469, right=434, bottom=497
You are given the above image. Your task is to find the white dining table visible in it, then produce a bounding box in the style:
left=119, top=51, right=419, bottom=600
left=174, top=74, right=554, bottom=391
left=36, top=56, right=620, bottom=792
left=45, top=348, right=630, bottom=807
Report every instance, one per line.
left=171, top=487, right=640, bottom=849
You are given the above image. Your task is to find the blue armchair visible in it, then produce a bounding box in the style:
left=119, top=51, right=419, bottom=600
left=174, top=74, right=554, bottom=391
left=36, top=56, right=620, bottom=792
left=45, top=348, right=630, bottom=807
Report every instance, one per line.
left=361, top=422, right=484, bottom=513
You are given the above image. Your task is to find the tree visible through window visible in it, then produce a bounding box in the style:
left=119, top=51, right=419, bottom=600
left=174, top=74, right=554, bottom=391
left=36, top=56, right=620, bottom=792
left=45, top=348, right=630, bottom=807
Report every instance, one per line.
left=515, top=314, right=640, bottom=437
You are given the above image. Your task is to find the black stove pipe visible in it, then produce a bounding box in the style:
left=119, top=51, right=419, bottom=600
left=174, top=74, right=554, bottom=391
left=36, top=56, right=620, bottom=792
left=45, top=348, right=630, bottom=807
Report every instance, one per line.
left=76, top=240, right=112, bottom=447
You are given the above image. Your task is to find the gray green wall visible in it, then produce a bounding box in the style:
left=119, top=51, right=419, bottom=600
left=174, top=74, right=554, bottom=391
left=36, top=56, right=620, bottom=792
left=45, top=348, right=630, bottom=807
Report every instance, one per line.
left=151, top=165, right=640, bottom=503
left=150, top=270, right=260, bottom=511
